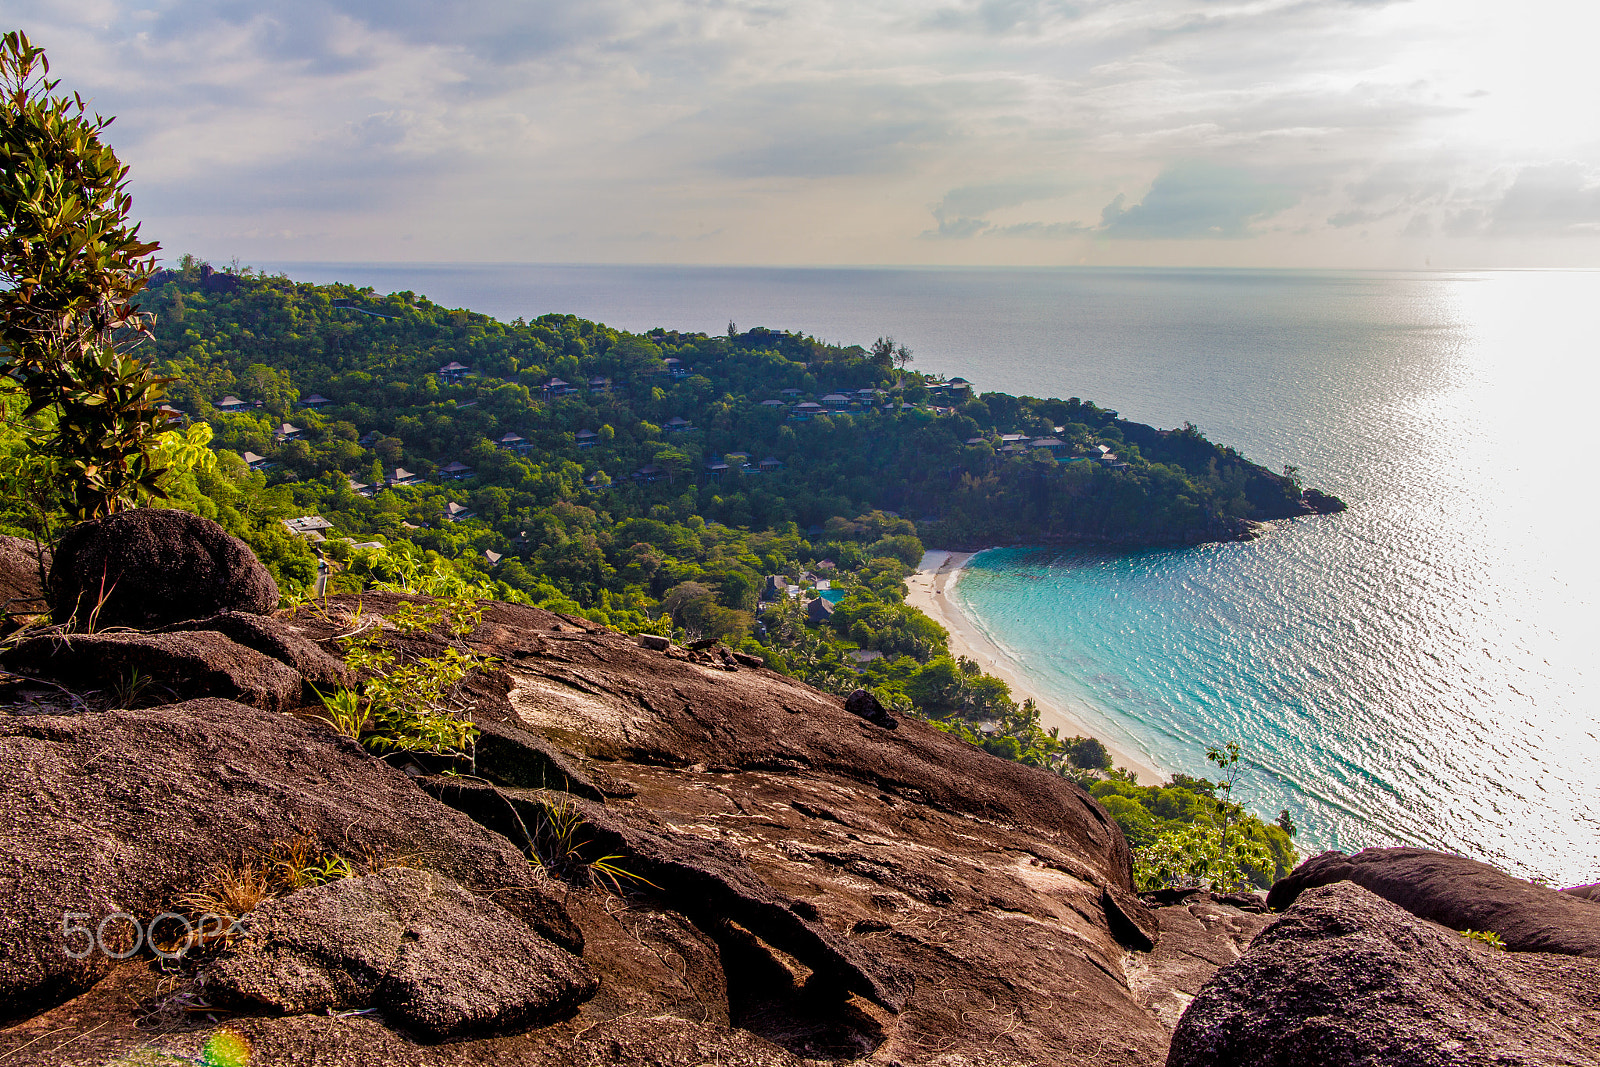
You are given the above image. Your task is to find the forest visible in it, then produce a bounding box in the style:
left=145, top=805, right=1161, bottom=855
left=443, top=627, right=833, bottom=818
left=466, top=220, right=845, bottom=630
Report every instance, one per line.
left=0, top=258, right=1305, bottom=884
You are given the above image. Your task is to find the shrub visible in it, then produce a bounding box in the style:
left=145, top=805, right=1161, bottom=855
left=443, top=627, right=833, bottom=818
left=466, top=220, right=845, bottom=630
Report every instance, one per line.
left=318, top=595, right=496, bottom=760
left=0, top=32, right=172, bottom=520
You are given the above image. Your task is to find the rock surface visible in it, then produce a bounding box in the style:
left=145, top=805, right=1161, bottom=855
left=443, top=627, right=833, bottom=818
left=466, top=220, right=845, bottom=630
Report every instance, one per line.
left=0, top=534, right=49, bottom=616
left=1268, top=847, right=1600, bottom=957
left=0, top=631, right=304, bottom=711
left=0, top=592, right=1325, bottom=1066
left=1128, top=897, right=1272, bottom=1032
left=210, top=867, right=597, bottom=1040
left=0, top=698, right=576, bottom=1023
left=843, top=687, right=898, bottom=729
left=1168, top=881, right=1600, bottom=1067
left=48, top=509, right=278, bottom=629
left=154, top=611, right=355, bottom=697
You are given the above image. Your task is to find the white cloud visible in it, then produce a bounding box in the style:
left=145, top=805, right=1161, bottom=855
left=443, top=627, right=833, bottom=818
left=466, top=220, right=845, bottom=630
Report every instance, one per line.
left=9, top=0, right=1598, bottom=265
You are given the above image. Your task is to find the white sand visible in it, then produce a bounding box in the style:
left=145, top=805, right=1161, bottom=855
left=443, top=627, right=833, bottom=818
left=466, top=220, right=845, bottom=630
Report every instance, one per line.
left=905, top=549, right=1165, bottom=783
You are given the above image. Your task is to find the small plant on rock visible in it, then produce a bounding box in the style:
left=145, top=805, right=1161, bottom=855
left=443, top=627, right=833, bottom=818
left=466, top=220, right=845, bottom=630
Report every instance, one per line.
left=529, top=795, right=653, bottom=894
left=177, top=836, right=360, bottom=934
left=1460, top=929, right=1505, bottom=949
left=316, top=594, right=496, bottom=762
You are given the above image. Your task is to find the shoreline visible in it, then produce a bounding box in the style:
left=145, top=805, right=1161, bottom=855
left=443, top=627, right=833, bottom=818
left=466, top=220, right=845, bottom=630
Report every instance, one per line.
left=905, top=549, right=1166, bottom=784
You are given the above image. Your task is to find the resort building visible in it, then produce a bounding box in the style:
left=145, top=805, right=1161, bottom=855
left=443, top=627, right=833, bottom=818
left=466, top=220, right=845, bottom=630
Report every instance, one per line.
left=498, top=432, right=531, bottom=453
left=283, top=515, right=334, bottom=540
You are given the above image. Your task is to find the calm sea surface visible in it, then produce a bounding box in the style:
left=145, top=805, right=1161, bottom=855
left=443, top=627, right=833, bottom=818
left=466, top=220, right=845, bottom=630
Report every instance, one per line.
left=265, top=263, right=1600, bottom=884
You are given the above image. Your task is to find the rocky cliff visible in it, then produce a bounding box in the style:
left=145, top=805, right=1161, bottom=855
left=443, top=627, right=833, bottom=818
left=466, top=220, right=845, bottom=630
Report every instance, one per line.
left=0, top=513, right=1592, bottom=1066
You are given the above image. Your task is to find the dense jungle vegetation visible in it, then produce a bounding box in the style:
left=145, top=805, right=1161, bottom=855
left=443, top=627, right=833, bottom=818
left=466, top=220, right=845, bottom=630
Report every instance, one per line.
left=0, top=257, right=1300, bottom=885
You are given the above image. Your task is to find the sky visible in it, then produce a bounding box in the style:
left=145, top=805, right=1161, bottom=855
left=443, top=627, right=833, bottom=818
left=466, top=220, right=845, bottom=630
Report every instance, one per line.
left=15, top=0, right=1600, bottom=268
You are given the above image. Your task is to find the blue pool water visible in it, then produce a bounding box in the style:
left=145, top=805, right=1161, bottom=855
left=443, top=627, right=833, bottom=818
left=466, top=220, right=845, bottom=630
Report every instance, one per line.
left=264, top=262, right=1600, bottom=883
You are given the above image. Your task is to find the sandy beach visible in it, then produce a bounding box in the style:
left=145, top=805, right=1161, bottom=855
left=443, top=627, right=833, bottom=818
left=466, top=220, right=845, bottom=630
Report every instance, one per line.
left=905, top=549, right=1165, bottom=783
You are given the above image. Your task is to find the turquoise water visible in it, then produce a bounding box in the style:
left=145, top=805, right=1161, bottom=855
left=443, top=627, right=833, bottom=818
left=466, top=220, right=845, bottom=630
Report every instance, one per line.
left=263, top=262, right=1599, bottom=884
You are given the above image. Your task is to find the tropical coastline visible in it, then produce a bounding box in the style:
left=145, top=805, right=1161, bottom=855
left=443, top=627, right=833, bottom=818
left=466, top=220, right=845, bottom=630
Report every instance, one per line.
left=906, top=550, right=1165, bottom=784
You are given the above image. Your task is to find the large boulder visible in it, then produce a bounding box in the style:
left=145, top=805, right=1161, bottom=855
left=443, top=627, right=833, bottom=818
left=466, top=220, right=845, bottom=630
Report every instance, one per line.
left=48, top=509, right=278, bottom=629
left=209, top=867, right=597, bottom=1040
left=0, top=631, right=303, bottom=711
left=1267, top=847, right=1600, bottom=957
left=0, top=698, right=577, bottom=1023
left=1168, top=881, right=1600, bottom=1067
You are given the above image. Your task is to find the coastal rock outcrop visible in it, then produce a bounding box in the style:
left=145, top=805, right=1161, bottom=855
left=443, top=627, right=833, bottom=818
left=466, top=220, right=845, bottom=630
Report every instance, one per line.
left=1267, top=847, right=1600, bottom=957
left=1168, top=881, right=1600, bottom=1067
left=25, top=587, right=1582, bottom=1066
left=47, top=508, right=277, bottom=629
left=0, top=592, right=1222, bottom=1066
left=208, top=867, right=598, bottom=1040
left=1301, top=487, right=1347, bottom=513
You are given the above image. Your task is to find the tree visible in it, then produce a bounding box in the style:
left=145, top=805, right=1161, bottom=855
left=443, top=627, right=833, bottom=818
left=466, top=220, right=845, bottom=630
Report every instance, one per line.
left=0, top=32, right=169, bottom=520
left=869, top=335, right=913, bottom=374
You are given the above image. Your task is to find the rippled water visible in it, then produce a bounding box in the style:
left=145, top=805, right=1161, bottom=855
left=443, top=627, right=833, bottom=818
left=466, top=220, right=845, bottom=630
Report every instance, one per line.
left=940, top=270, right=1600, bottom=885
left=266, top=262, right=1600, bottom=883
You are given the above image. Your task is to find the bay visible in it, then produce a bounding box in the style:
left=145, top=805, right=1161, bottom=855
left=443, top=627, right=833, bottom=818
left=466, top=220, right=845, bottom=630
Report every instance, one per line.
left=262, top=262, right=1600, bottom=884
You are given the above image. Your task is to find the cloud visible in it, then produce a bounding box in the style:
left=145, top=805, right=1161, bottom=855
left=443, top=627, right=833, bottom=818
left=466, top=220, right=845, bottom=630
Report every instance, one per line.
left=706, top=95, right=951, bottom=180
left=11, top=0, right=1599, bottom=264
left=922, top=178, right=1078, bottom=238
left=1098, top=161, right=1298, bottom=238
left=1489, top=163, right=1600, bottom=236
left=989, top=220, right=1092, bottom=237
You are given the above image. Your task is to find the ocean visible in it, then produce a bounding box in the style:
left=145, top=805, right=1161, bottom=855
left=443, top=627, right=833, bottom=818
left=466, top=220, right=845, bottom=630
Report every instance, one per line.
left=263, top=262, right=1600, bottom=885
